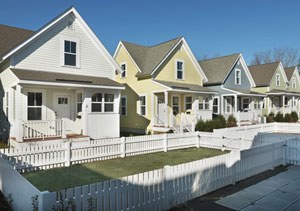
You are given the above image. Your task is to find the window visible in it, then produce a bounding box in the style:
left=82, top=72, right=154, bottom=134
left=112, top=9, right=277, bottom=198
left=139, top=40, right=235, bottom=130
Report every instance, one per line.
left=284, top=96, right=289, bottom=107
left=292, top=77, right=296, bottom=89
left=235, top=69, right=241, bottom=85
left=276, top=73, right=280, bottom=86
left=242, top=98, right=250, bottom=110
left=5, top=92, right=8, bottom=121
left=139, top=95, right=146, bottom=116
left=28, top=92, right=42, bottom=120
left=254, top=99, right=261, bottom=110
left=104, top=94, right=114, bottom=112
left=213, top=97, right=219, bottom=114
left=185, top=96, right=192, bottom=110
left=120, top=62, right=127, bottom=78
left=58, top=97, right=68, bottom=104
left=77, top=93, right=83, bottom=113
left=91, top=93, right=102, bottom=112
left=121, top=96, right=127, bottom=116
left=199, top=97, right=210, bottom=110
left=64, top=40, right=77, bottom=66
left=176, top=60, right=184, bottom=80
left=172, top=96, right=180, bottom=115
left=226, top=98, right=232, bottom=113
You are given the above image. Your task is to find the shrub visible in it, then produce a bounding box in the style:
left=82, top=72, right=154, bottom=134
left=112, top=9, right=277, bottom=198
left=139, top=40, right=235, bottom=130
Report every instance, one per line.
left=226, top=115, right=237, bottom=127
left=284, top=114, right=294, bottom=122
left=266, top=112, right=275, bottom=123
left=195, top=120, right=206, bottom=132
left=274, top=112, right=284, bottom=122
left=291, top=111, right=299, bottom=122
left=214, top=115, right=226, bottom=129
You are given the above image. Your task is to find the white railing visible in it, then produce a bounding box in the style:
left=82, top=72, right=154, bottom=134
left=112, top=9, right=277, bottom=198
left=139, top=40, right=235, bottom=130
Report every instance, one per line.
left=283, top=106, right=291, bottom=115
left=154, top=114, right=165, bottom=126
left=21, top=119, right=66, bottom=141
left=169, top=114, right=181, bottom=132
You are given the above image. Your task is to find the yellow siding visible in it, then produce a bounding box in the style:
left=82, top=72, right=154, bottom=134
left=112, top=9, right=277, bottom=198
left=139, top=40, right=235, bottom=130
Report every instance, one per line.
left=270, top=67, right=286, bottom=90
left=154, top=46, right=203, bottom=85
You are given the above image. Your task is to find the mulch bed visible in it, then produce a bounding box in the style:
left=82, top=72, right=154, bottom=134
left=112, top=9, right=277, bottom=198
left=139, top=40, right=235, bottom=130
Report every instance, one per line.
left=170, top=165, right=288, bottom=211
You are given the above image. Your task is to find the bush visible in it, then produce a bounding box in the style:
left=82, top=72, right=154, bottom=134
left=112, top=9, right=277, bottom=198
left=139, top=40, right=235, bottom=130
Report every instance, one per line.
left=195, top=120, right=206, bottom=132
left=226, top=115, right=237, bottom=127
left=274, top=112, right=284, bottom=122
left=284, top=114, right=294, bottom=122
left=195, top=115, right=227, bottom=132
left=266, top=112, right=275, bottom=123
left=291, top=111, right=298, bottom=122
left=214, top=115, right=226, bottom=129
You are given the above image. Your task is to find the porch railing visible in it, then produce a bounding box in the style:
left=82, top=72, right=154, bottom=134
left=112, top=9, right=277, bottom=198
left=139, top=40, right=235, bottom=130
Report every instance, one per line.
left=19, top=119, right=66, bottom=141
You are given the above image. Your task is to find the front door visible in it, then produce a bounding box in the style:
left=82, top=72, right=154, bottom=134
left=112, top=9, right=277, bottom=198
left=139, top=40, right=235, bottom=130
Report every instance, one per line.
left=157, top=95, right=166, bottom=126
left=54, top=95, right=72, bottom=131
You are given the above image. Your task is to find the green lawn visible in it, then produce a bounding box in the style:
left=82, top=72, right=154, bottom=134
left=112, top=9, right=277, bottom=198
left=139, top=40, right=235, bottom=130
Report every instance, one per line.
left=23, top=147, right=228, bottom=192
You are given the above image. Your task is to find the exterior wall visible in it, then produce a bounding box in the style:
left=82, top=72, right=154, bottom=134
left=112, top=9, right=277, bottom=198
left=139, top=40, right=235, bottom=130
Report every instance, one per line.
left=0, top=61, right=18, bottom=92
left=87, top=113, right=119, bottom=138
left=287, top=71, right=300, bottom=92
left=269, top=67, right=287, bottom=90
left=252, top=86, right=269, bottom=115
left=12, top=14, right=115, bottom=79
left=154, top=45, right=203, bottom=85
left=223, top=58, right=251, bottom=90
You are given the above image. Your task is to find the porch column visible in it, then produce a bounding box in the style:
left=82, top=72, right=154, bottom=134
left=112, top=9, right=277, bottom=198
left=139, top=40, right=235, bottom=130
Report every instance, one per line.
left=234, top=95, right=238, bottom=113
left=292, top=96, right=295, bottom=111
left=151, top=92, right=155, bottom=127
left=221, top=95, right=224, bottom=114
left=15, top=85, right=23, bottom=142
left=283, top=95, right=285, bottom=110
left=82, top=90, right=91, bottom=136
left=164, top=91, right=168, bottom=127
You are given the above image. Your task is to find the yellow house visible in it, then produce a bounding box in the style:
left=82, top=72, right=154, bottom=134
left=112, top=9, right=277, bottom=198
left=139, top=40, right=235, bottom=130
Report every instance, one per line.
left=113, top=37, right=217, bottom=134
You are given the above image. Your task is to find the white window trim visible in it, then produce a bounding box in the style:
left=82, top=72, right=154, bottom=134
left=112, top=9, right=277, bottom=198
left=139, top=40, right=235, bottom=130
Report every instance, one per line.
left=242, top=97, right=250, bottom=110
left=292, top=77, right=296, bottom=89
left=235, top=69, right=241, bottom=85
left=184, top=95, right=193, bottom=110
left=60, top=35, right=80, bottom=68
left=225, top=97, right=233, bottom=113
left=175, top=59, right=185, bottom=80
left=199, top=96, right=210, bottom=111
left=276, top=73, right=280, bottom=86
left=121, top=95, right=127, bottom=116
left=171, top=95, right=181, bottom=115
left=91, top=92, right=115, bottom=113
left=120, top=62, right=127, bottom=78
left=138, top=94, right=147, bottom=116
left=213, top=96, right=220, bottom=114
left=76, top=92, right=83, bottom=114
left=24, top=88, right=47, bottom=121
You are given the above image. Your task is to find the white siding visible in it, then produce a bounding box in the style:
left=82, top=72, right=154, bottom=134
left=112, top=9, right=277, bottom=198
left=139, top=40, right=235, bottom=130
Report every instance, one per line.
left=12, top=14, right=115, bottom=79
left=0, top=68, right=18, bottom=92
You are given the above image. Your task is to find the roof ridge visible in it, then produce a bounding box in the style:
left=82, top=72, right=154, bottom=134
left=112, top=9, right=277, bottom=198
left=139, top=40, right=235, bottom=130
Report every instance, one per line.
left=121, top=36, right=182, bottom=49
left=0, top=24, right=34, bottom=32
left=198, top=52, right=240, bottom=62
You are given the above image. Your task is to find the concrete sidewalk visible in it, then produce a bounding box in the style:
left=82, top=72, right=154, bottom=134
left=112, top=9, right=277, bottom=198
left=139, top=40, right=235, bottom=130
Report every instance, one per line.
left=216, top=166, right=300, bottom=211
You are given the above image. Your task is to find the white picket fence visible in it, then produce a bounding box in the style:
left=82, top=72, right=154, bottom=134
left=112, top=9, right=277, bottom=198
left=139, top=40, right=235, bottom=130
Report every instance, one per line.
left=2, top=137, right=299, bottom=211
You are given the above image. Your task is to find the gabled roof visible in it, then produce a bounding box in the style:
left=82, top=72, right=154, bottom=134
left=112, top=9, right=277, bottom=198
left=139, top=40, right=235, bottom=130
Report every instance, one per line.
left=248, top=62, right=282, bottom=86
left=284, top=66, right=297, bottom=81
left=119, top=37, right=182, bottom=77
left=0, top=7, right=122, bottom=73
left=0, top=24, right=34, bottom=58
left=198, top=53, right=240, bottom=85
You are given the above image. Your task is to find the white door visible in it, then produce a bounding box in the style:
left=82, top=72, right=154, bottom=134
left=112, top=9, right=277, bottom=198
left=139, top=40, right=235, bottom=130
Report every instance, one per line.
left=54, top=95, right=72, bottom=132
left=157, top=95, right=166, bottom=126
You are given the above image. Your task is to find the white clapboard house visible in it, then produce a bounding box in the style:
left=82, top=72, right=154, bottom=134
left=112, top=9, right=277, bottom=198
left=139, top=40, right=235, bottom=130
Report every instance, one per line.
left=0, top=7, right=124, bottom=146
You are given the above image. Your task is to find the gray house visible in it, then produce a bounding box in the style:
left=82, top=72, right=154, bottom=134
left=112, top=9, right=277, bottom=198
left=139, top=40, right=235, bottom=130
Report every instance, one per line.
left=199, top=53, right=265, bottom=125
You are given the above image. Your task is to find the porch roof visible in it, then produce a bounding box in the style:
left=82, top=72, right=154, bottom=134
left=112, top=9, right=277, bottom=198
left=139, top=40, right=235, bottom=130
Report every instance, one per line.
left=266, top=89, right=300, bottom=96
left=223, top=87, right=266, bottom=97
left=12, top=69, right=125, bottom=89
left=154, top=80, right=217, bottom=94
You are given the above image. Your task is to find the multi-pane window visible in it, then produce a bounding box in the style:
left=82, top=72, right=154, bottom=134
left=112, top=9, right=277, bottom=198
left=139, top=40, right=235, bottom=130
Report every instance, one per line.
left=58, top=97, right=68, bottom=104
left=185, top=96, right=192, bottom=110
left=292, top=78, right=296, bottom=89
left=199, top=97, right=210, bottom=110
left=172, top=96, right=179, bottom=115
left=91, top=93, right=102, bottom=112
left=121, top=96, right=127, bottom=116
left=176, top=60, right=184, bottom=80
left=120, top=63, right=127, bottom=78
left=77, top=93, right=83, bottom=113
left=104, top=94, right=114, bottom=112
left=254, top=99, right=261, bottom=110
left=226, top=98, right=232, bottom=113
left=276, top=74, right=280, bottom=86
left=139, top=96, right=146, bottom=116
left=64, top=40, right=77, bottom=66
left=28, top=92, right=42, bottom=120
left=242, top=98, right=250, bottom=110
left=235, top=69, right=241, bottom=85
left=213, top=98, right=219, bottom=113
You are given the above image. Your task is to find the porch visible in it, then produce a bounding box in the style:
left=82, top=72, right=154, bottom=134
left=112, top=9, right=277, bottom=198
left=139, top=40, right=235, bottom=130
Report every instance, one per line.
left=5, top=69, right=124, bottom=143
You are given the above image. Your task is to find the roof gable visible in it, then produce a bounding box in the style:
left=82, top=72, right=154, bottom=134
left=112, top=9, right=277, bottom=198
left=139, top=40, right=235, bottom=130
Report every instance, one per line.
left=285, top=66, right=297, bottom=81
left=249, top=62, right=281, bottom=86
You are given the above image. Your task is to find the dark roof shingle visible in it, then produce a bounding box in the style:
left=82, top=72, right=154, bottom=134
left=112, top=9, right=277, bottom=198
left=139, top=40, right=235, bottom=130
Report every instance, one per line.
left=154, top=80, right=216, bottom=93
left=248, top=62, right=280, bottom=86
left=0, top=24, right=34, bottom=58
left=284, top=66, right=296, bottom=81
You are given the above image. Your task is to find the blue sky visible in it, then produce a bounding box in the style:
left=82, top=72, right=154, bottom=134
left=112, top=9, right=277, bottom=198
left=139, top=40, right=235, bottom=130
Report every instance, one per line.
left=0, top=0, right=299, bottom=63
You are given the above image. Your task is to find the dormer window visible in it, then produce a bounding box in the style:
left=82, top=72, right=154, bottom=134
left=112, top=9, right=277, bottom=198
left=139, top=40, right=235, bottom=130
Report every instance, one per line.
left=176, top=60, right=184, bottom=80
left=62, top=36, right=80, bottom=68
left=276, top=73, right=280, bottom=86
left=292, top=77, right=296, bottom=89
left=120, top=62, right=127, bottom=78
left=235, top=69, right=241, bottom=85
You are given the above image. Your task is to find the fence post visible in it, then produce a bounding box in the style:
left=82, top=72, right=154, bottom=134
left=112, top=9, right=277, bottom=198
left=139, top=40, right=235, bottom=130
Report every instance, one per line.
left=283, top=140, right=287, bottom=166
left=62, top=118, right=67, bottom=139
left=121, top=137, right=126, bottom=158
left=65, top=142, right=71, bottom=167
left=163, top=165, right=172, bottom=210
left=196, top=131, right=200, bottom=148
left=164, top=133, right=168, bottom=152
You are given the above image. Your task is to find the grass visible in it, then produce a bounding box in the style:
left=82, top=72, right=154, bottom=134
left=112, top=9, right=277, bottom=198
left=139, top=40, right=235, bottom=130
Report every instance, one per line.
left=23, top=147, right=228, bottom=192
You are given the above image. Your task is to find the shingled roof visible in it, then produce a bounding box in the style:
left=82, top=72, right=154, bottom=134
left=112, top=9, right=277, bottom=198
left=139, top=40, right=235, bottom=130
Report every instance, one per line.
left=248, top=62, right=280, bottom=87
left=198, top=53, right=240, bottom=85
left=121, top=37, right=182, bottom=78
left=0, top=24, right=34, bottom=58
left=154, top=80, right=217, bottom=93
left=284, top=66, right=296, bottom=81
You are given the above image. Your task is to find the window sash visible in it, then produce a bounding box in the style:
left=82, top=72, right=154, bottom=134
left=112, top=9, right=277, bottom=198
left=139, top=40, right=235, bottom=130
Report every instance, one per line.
left=91, top=93, right=115, bottom=113
left=139, top=96, right=146, bottom=116
left=64, top=40, right=77, bottom=66
left=121, top=63, right=126, bottom=78
left=185, top=97, right=192, bottom=110
left=121, top=97, right=127, bottom=116
left=77, top=93, right=83, bottom=113
left=235, top=70, right=241, bottom=85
